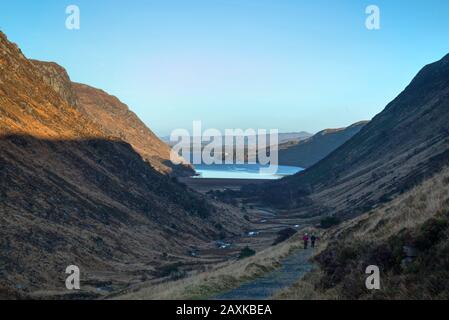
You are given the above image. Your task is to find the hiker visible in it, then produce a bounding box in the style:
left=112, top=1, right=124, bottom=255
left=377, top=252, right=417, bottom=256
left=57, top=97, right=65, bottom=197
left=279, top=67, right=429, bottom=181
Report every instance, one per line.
left=311, top=234, right=318, bottom=248
left=303, top=233, right=309, bottom=250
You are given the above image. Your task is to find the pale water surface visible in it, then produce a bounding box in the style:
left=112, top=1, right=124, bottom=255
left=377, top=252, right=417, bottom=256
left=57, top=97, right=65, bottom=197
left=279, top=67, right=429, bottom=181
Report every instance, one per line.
left=194, top=164, right=303, bottom=180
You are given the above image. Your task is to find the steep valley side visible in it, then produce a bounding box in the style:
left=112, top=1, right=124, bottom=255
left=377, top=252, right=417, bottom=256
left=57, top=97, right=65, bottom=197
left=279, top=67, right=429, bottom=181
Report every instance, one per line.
left=247, top=53, right=449, bottom=220
left=0, top=31, right=247, bottom=298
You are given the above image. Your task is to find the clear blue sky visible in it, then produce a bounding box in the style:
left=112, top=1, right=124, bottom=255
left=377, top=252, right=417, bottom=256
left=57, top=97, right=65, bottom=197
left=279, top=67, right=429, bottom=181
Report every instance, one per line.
left=1, top=0, right=448, bottom=136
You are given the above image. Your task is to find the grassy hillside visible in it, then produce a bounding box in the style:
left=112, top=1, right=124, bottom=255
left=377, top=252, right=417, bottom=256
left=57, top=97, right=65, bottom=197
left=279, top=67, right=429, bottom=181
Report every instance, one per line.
left=276, top=166, right=449, bottom=299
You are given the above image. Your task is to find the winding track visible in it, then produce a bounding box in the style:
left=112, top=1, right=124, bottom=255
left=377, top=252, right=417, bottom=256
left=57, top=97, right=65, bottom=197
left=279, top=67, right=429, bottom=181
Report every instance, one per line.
left=213, top=248, right=314, bottom=300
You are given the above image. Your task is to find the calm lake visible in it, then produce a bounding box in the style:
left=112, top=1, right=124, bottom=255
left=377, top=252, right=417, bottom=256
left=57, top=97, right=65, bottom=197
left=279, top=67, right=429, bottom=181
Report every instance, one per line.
left=194, top=164, right=303, bottom=180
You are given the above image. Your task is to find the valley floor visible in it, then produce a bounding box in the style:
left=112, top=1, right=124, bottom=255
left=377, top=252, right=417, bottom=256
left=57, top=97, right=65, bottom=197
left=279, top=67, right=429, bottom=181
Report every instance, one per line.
left=113, top=235, right=310, bottom=300
left=112, top=178, right=320, bottom=300
left=178, top=177, right=270, bottom=194
left=115, top=166, right=449, bottom=300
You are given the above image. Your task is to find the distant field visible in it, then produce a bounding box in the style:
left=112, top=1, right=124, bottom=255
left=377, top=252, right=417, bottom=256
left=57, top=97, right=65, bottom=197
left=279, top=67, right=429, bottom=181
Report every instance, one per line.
left=179, top=177, right=270, bottom=194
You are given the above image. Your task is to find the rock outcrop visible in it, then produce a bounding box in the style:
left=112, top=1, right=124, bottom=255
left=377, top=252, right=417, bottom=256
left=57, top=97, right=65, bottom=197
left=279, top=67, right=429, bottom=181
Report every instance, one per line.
left=29, top=59, right=192, bottom=176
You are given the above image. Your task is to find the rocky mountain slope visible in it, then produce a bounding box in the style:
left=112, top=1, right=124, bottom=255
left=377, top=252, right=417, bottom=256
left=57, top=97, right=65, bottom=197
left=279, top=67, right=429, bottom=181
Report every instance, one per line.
left=74, top=83, right=194, bottom=176
left=30, top=60, right=192, bottom=176
left=278, top=122, right=367, bottom=168
left=248, top=53, right=449, bottom=217
left=0, top=31, right=245, bottom=298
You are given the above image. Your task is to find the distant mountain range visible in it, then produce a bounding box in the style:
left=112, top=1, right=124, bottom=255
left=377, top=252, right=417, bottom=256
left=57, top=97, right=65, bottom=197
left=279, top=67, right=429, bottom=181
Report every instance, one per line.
left=161, top=131, right=312, bottom=147
left=161, top=132, right=312, bottom=164
left=278, top=122, right=368, bottom=168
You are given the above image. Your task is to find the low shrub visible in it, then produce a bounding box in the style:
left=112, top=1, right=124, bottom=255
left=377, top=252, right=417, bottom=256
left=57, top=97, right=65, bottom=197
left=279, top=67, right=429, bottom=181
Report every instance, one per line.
left=320, top=216, right=341, bottom=229
left=238, top=246, right=256, bottom=259
left=272, top=228, right=297, bottom=245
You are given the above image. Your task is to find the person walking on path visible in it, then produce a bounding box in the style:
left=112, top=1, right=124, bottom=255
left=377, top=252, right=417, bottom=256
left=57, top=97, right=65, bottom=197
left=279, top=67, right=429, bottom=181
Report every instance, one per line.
left=303, top=233, right=310, bottom=250
left=311, top=234, right=319, bottom=248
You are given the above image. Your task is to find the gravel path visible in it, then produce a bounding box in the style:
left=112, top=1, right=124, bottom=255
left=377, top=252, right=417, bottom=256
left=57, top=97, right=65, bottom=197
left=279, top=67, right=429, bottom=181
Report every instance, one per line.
left=214, top=248, right=314, bottom=300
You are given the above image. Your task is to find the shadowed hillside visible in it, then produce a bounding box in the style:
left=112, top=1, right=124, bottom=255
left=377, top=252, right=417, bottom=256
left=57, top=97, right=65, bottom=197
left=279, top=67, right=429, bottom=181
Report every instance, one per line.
left=247, top=53, right=449, bottom=217
left=0, top=31, right=246, bottom=298
left=278, top=122, right=368, bottom=168
left=0, top=135, right=244, bottom=296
